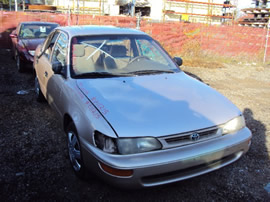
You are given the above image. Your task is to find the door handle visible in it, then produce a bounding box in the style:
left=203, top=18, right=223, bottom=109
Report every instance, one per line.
left=44, top=71, right=48, bottom=77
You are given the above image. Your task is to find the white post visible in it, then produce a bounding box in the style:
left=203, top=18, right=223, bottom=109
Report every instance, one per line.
left=68, top=0, right=71, bottom=26
left=23, top=0, right=25, bottom=11
left=131, top=0, right=136, bottom=17
left=264, top=19, right=270, bottom=63
left=15, top=0, right=17, bottom=11
left=83, top=0, right=85, bottom=15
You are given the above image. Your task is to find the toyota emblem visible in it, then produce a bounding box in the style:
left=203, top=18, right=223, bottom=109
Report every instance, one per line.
left=190, top=133, right=200, bottom=141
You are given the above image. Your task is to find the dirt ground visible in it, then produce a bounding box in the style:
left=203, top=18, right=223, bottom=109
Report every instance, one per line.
left=0, top=48, right=270, bottom=201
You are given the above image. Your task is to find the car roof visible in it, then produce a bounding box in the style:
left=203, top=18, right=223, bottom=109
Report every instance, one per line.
left=20, top=21, right=59, bottom=26
left=55, top=25, right=148, bottom=37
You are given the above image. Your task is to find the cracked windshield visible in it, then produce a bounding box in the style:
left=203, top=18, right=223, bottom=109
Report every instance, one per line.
left=71, top=35, right=179, bottom=77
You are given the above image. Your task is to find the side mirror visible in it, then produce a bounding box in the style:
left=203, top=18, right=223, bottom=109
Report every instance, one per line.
left=37, top=44, right=46, bottom=59
left=173, top=57, right=183, bottom=66
left=10, top=33, right=17, bottom=38
left=52, top=61, right=63, bottom=74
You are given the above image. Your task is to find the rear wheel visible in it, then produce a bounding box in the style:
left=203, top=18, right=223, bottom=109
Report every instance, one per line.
left=66, top=123, right=85, bottom=178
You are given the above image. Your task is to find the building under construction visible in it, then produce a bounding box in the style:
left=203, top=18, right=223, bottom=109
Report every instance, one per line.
left=24, top=0, right=237, bottom=24
left=162, top=0, right=235, bottom=24
left=117, top=0, right=236, bottom=24
left=239, top=0, right=270, bottom=27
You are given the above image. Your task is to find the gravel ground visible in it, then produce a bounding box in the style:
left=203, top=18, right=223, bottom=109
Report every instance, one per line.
left=0, top=48, right=270, bottom=201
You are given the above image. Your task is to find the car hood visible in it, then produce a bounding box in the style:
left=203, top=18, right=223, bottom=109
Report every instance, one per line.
left=77, top=72, right=241, bottom=137
left=21, top=38, right=45, bottom=51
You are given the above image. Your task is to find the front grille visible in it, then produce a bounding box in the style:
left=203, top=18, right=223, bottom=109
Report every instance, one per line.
left=159, top=127, right=222, bottom=149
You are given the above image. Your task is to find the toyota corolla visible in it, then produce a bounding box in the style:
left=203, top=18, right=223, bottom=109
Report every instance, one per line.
left=33, top=25, right=252, bottom=188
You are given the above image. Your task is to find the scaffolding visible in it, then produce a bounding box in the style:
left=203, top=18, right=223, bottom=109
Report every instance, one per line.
left=56, top=0, right=105, bottom=15
left=252, top=0, right=270, bottom=8
left=163, top=0, right=236, bottom=24
left=239, top=0, right=270, bottom=27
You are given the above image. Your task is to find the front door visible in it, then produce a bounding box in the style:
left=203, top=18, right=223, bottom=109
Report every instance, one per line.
left=36, top=31, right=60, bottom=98
left=46, top=33, right=69, bottom=117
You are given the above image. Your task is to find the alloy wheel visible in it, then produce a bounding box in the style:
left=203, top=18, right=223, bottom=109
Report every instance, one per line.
left=67, top=131, right=82, bottom=172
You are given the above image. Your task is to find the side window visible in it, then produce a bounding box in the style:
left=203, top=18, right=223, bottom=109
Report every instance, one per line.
left=51, top=33, right=68, bottom=66
left=43, top=32, right=60, bottom=60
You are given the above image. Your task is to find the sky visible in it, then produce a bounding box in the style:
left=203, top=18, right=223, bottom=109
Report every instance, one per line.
left=236, top=0, right=254, bottom=18
left=237, top=0, right=253, bottom=9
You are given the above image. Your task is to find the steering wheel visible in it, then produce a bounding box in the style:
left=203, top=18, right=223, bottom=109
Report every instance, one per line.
left=129, top=56, right=150, bottom=64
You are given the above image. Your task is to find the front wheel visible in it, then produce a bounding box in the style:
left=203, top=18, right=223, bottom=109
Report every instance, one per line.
left=66, top=123, right=85, bottom=179
left=16, top=52, right=25, bottom=73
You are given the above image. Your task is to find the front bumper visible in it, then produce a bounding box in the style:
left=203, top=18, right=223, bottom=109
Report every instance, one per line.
left=81, top=127, right=252, bottom=188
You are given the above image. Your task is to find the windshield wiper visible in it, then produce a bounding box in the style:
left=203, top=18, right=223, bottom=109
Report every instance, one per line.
left=128, top=70, right=174, bottom=75
left=73, top=72, right=133, bottom=78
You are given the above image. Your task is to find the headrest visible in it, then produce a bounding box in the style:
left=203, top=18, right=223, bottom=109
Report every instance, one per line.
left=73, top=44, right=85, bottom=57
left=23, top=28, right=34, bottom=37
left=111, top=45, right=127, bottom=57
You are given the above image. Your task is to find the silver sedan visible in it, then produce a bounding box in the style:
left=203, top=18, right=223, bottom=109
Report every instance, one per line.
left=33, top=25, right=252, bottom=188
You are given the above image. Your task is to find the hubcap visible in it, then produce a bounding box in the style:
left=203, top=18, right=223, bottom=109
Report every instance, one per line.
left=67, top=131, right=81, bottom=171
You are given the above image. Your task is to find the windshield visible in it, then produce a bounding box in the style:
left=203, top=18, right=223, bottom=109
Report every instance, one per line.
left=71, top=35, right=180, bottom=77
left=19, top=24, right=58, bottom=39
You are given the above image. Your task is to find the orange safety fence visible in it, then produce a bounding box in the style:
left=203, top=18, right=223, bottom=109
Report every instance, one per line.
left=1, top=11, right=269, bottom=62
left=143, top=22, right=268, bottom=59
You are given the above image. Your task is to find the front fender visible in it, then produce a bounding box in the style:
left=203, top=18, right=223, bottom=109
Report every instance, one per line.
left=61, top=79, right=117, bottom=147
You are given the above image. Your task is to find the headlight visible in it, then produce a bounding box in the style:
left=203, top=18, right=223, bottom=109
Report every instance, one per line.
left=94, top=131, right=162, bottom=155
left=28, top=50, right=35, bottom=56
left=222, top=115, right=246, bottom=134
left=94, top=131, right=117, bottom=154
left=117, top=137, right=162, bottom=155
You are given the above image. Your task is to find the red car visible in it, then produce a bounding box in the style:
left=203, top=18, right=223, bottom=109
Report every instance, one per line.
left=10, top=21, right=59, bottom=72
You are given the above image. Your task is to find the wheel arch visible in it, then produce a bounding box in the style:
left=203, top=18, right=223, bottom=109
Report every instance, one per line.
left=63, top=113, right=74, bottom=133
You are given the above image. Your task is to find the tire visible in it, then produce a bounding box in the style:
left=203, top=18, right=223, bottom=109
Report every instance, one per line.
left=11, top=48, right=15, bottom=60
left=35, top=76, right=45, bottom=102
left=66, top=123, right=85, bottom=179
left=16, top=51, right=25, bottom=73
